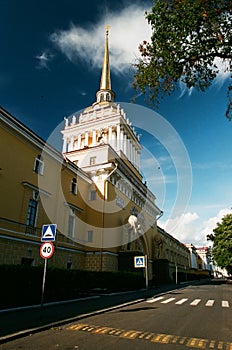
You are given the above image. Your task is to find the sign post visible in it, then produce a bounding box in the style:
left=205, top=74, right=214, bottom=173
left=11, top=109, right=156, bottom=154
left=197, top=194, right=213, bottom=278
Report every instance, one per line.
left=134, top=255, right=148, bottom=291
left=40, top=225, right=56, bottom=314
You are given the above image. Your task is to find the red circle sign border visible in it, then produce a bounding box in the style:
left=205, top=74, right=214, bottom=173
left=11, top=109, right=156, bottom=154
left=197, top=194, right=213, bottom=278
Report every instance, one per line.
left=40, top=241, right=55, bottom=259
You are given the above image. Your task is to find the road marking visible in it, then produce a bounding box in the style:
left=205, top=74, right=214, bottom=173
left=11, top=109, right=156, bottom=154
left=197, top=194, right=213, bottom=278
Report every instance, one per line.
left=190, top=299, right=202, bottom=306
left=146, top=297, right=230, bottom=308
left=209, top=340, right=216, bottom=348
left=186, top=337, right=208, bottom=349
left=205, top=300, right=215, bottom=307
left=175, top=298, right=188, bottom=305
left=222, top=300, right=229, bottom=308
left=146, top=296, right=164, bottom=303
left=161, top=297, right=176, bottom=304
left=218, top=341, right=224, bottom=349
left=67, top=323, right=232, bottom=349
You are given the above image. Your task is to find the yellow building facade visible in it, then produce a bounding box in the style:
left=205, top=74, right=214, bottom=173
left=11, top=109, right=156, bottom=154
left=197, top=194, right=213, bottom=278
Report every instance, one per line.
left=0, top=29, right=194, bottom=283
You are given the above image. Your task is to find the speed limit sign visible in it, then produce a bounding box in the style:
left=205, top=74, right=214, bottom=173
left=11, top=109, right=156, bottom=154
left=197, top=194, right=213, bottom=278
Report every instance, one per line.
left=40, top=242, right=54, bottom=259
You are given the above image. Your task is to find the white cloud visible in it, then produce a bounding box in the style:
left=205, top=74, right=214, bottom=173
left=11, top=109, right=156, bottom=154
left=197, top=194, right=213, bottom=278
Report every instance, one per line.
left=35, top=50, right=54, bottom=70
left=159, top=208, right=231, bottom=247
left=160, top=212, right=200, bottom=245
left=50, top=4, right=151, bottom=74
left=201, top=208, right=231, bottom=239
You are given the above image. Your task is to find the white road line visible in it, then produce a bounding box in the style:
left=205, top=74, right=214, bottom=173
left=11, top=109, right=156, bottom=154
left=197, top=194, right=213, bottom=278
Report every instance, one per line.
left=175, top=298, right=188, bottom=305
left=205, top=300, right=215, bottom=307
left=146, top=296, right=164, bottom=303
left=190, top=299, right=201, bottom=306
left=161, top=297, right=176, bottom=304
left=222, top=300, right=229, bottom=308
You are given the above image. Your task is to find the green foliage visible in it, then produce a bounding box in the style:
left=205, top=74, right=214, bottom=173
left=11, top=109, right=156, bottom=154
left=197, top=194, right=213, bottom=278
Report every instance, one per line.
left=133, top=0, right=232, bottom=120
left=208, top=214, right=232, bottom=274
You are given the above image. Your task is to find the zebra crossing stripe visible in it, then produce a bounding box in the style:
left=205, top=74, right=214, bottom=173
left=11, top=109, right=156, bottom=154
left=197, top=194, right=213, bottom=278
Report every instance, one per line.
left=222, top=300, right=229, bottom=308
left=175, top=298, right=188, bottom=305
left=146, top=296, right=164, bottom=303
left=161, top=297, right=176, bottom=304
left=190, top=299, right=201, bottom=306
left=205, top=300, right=215, bottom=307
left=146, top=296, right=231, bottom=308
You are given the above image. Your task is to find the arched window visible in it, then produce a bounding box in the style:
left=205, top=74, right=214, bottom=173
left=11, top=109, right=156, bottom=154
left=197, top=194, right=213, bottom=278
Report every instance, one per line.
left=71, top=178, right=77, bottom=195
left=33, top=155, right=44, bottom=175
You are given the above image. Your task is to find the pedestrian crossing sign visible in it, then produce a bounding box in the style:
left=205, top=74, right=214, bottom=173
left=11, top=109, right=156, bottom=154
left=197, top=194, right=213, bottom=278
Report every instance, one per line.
left=41, top=224, right=57, bottom=242
left=134, top=256, right=145, bottom=268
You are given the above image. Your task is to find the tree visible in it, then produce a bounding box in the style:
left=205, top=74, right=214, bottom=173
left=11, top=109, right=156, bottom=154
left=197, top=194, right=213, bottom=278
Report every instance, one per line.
left=207, top=214, right=232, bottom=275
left=133, top=0, right=232, bottom=120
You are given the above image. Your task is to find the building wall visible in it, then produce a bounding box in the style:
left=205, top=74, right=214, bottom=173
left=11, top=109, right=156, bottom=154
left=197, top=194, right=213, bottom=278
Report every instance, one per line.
left=1, top=107, right=205, bottom=283
left=0, top=108, right=160, bottom=276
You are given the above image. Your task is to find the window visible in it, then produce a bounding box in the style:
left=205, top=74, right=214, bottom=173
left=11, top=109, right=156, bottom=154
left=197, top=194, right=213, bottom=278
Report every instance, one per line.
left=87, top=230, right=93, bottom=242
left=116, top=195, right=125, bottom=208
left=68, top=213, right=75, bottom=239
left=67, top=261, right=72, bottom=269
left=34, top=155, right=44, bottom=175
left=21, top=257, right=34, bottom=266
left=90, top=156, right=96, bottom=165
left=26, top=199, right=38, bottom=227
left=71, top=178, right=77, bottom=195
left=89, top=190, right=96, bottom=201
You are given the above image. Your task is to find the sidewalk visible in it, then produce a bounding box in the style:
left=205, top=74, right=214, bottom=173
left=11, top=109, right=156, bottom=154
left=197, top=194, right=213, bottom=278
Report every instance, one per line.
left=0, top=283, right=188, bottom=344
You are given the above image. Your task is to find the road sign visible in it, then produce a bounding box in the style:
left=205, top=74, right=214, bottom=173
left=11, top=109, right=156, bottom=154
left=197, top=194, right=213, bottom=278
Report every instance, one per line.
left=40, top=242, right=54, bottom=259
left=41, top=224, right=57, bottom=242
left=134, top=256, right=145, bottom=268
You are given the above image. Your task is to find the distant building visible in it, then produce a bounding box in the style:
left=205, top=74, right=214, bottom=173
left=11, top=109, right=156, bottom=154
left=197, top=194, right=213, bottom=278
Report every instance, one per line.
left=154, top=227, right=191, bottom=283
left=196, top=246, right=211, bottom=270
left=185, top=244, right=211, bottom=278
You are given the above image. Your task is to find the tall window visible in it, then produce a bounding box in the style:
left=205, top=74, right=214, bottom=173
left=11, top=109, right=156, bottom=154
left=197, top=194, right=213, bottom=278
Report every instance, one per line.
left=34, top=155, right=44, bottom=175
left=68, top=210, right=75, bottom=239
left=71, top=178, right=77, bottom=195
left=89, top=190, right=96, bottom=201
left=26, top=199, right=38, bottom=227
left=87, top=230, right=93, bottom=242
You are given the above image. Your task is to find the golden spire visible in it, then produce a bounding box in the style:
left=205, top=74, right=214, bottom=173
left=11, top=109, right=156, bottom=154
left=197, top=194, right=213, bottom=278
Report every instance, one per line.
left=100, top=25, right=111, bottom=91
left=95, top=26, right=115, bottom=104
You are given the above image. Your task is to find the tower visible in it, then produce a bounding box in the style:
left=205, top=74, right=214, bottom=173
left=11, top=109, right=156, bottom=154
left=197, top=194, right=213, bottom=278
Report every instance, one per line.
left=61, top=27, right=142, bottom=175
left=61, top=27, right=161, bottom=271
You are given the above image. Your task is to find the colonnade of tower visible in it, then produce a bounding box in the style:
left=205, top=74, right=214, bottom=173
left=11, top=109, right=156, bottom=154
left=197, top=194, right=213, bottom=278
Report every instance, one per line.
left=62, top=102, right=141, bottom=171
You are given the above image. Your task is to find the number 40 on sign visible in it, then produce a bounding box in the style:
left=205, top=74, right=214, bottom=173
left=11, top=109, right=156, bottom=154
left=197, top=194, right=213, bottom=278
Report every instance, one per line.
left=40, top=242, right=54, bottom=259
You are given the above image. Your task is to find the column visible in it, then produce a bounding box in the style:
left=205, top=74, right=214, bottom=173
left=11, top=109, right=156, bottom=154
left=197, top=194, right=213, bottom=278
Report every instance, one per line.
left=108, top=126, right=112, bottom=146
left=134, top=148, right=138, bottom=169
left=62, top=137, right=67, bottom=153
left=77, top=134, right=81, bottom=149
left=92, top=130, right=96, bottom=146
left=70, top=136, right=74, bottom=151
left=85, top=131, right=89, bottom=147
left=123, top=133, right=127, bottom=156
left=112, top=129, right=116, bottom=149
left=117, top=124, right=121, bottom=150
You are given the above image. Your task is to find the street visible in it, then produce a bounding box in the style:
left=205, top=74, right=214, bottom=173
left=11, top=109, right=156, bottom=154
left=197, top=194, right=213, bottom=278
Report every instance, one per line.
left=0, top=281, right=231, bottom=350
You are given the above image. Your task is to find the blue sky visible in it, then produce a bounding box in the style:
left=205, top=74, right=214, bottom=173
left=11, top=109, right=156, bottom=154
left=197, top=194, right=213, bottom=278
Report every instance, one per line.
left=1, top=0, right=231, bottom=246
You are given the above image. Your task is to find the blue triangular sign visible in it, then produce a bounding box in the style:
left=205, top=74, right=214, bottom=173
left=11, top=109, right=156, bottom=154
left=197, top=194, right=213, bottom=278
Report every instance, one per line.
left=41, top=224, right=57, bottom=242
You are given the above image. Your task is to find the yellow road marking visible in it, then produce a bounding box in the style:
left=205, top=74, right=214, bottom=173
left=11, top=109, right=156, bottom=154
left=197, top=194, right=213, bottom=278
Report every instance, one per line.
left=67, top=323, right=231, bottom=349
left=209, top=340, right=216, bottom=348
left=218, top=341, right=224, bottom=349
left=187, top=337, right=207, bottom=349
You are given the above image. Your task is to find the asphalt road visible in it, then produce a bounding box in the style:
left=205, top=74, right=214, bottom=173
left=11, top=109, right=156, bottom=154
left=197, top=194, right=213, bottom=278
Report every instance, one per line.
left=0, top=280, right=231, bottom=350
